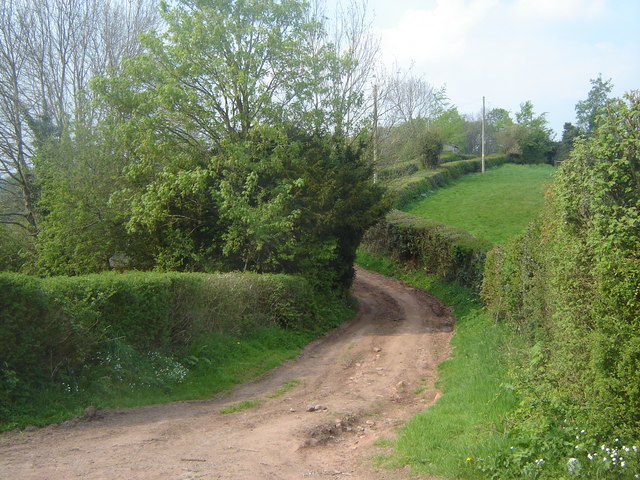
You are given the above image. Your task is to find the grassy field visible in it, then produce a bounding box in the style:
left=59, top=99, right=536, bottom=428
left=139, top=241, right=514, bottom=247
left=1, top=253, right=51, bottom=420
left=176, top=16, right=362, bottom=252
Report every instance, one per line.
left=404, top=163, right=555, bottom=245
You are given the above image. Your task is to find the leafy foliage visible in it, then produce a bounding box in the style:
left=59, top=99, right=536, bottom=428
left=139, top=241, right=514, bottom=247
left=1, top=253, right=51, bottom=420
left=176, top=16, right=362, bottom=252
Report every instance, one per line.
left=418, top=129, right=444, bottom=169
left=481, top=92, right=640, bottom=476
left=0, top=269, right=352, bottom=428
left=8, top=0, right=389, bottom=291
left=575, top=74, right=614, bottom=135
left=361, top=210, right=491, bottom=290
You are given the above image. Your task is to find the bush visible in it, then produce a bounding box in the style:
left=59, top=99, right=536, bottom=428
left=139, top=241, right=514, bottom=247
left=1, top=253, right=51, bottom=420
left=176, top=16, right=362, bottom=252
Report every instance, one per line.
left=376, top=162, right=419, bottom=181
left=0, top=271, right=321, bottom=388
left=419, top=129, right=444, bottom=169
left=480, top=93, right=640, bottom=477
left=361, top=210, right=491, bottom=290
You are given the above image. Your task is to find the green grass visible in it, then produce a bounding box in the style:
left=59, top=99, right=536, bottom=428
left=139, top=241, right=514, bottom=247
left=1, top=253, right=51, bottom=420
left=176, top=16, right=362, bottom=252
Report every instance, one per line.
left=404, top=164, right=555, bottom=245
left=356, top=251, right=519, bottom=479
left=220, top=398, right=265, bottom=414
left=268, top=379, right=301, bottom=398
left=1, top=318, right=349, bottom=431
left=219, top=379, right=302, bottom=414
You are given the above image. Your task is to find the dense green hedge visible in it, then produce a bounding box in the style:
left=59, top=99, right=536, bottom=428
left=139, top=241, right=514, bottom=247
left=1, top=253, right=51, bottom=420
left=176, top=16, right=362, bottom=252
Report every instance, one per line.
left=480, top=94, right=640, bottom=478
left=360, top=210, right=491, bottom=290
left=376, top=161, right=419, bottom=181
left=439, top=152, right=477, bottom=163
left=365, top=154, right=512, bottom=289
left=0, top=271, right=319, bottom=386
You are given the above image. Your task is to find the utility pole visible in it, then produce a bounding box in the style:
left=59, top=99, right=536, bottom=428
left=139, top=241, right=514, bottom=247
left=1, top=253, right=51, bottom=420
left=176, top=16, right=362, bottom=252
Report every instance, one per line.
left=481, top=96, right=486, bottom=173
left=373, top=82, right=378, bottom=183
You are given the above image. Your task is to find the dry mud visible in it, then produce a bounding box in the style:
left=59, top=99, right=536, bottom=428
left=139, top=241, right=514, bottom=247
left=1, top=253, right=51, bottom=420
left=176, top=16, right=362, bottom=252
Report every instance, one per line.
left=0, top=268, right=453, bottom=480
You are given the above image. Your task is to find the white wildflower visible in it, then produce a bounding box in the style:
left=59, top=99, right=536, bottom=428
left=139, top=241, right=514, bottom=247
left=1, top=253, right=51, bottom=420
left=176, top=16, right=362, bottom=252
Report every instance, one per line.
left=567, top=457, right=581, bottom=474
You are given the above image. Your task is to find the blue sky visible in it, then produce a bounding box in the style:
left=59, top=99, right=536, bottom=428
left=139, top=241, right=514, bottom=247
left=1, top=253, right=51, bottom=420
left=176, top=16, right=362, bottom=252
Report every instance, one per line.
left=352, top=0, right=640, bottom=136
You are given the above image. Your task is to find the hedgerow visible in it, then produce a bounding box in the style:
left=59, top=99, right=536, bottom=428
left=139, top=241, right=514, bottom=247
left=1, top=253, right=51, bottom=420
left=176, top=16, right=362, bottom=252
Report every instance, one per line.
left=361, top=210, right=491, bottom=290
left=480, top=92, right=640, bottom=478
left=0, top=271, right=342, bottom=427
left=391, top=153, right=509, bottom=208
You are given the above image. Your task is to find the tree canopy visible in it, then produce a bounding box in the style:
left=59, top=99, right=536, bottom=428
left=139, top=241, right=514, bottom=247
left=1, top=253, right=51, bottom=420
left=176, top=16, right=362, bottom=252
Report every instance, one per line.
left=24, top=0, right=389, bottom=292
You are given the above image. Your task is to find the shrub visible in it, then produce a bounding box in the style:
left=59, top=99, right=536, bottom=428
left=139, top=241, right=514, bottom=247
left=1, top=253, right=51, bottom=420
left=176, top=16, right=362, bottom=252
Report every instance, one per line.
left=480, top=93, right=640, bottom=476
left=376, top=162, right=419, bottom=181
left=361, top=210, right=491, bottom=290
left=419, top=129, right=444, bottom=169
left=0, top=271, right=320, bottom=388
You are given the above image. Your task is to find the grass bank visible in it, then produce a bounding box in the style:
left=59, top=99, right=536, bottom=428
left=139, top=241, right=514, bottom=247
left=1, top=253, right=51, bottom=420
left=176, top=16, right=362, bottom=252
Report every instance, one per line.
left=404, top=164, right=555, bottom=245
left=0, top=271, right=352, bottom=431
left=357, top=251, right=518, bottom=479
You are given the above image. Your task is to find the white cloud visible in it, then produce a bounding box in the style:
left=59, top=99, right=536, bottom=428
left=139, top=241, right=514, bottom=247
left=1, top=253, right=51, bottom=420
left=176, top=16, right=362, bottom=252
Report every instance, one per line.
left=379, top=0, right=498, bottom=65
left=371, top=0, right=638, bottom=134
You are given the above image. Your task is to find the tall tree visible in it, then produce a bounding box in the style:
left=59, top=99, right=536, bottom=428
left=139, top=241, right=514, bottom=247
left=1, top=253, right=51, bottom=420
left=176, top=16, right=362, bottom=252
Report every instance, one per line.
left=309, top=0, right=380, bottom=138
left=0, top=0, right=158, bottom=240
left=94, top=0, right=388, bottom=288
left=374, top=67, right=448, bottom=164
left=514, top=100, right=554, bottom=162
left=556, top=122, right=581, bottom=162
left=575, top=74, right=613, bottom=135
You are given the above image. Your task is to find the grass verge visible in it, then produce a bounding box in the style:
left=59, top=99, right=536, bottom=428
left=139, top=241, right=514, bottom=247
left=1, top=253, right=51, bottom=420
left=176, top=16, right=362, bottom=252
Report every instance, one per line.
left=356, top=250, right=519, bottom=479
left=404, top=163, right=554, bottom=245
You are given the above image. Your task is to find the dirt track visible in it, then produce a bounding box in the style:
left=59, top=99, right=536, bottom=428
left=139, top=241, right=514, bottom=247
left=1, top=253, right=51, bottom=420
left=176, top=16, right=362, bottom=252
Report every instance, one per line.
left=0, top=268, right=453, bottom=480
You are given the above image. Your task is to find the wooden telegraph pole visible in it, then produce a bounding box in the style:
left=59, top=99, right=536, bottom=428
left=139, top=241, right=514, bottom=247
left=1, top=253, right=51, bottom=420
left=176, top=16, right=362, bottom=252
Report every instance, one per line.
left=481, top=96, right=486, bottom=173
left=373, top=82, right=379, bottom=183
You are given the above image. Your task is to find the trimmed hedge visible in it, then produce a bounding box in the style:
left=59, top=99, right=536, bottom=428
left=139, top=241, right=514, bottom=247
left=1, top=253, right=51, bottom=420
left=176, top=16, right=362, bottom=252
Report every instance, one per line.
left=0, top=271, right=319, bottom=384
left=360, top=210, right=491, bottom=290
left=365, top=154, right=513, bottom=289
left=376, top=161, right=419, bottom=181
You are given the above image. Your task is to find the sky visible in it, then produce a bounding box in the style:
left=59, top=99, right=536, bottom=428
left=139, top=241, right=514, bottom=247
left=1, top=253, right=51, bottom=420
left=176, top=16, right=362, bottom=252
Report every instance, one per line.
left=349, top=0, right=640, bottom=137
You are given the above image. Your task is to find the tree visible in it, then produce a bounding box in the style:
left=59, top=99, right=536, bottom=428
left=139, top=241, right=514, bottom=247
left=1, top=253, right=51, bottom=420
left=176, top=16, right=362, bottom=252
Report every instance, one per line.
left=418, top=129, right=443, bottom=169
left=431, top=107, right=466, bottom=149
left=374, top=67, right=448, bottom=164
left=376, top=67, right=448, bottom=131
left=556, top=122, right=581, bottom=162
left=316, top=0, right=380, bottom=138
left=94, top=0, right=388, bottom=289
left=514, top=101, right=554, bottom=162
left=484, top=107, right=512, bottom=154
left=33, top=123, right=146, bottom=275
left=0, top=0, right=158, bottom=259
left=575, top=74, right=613, bottom=135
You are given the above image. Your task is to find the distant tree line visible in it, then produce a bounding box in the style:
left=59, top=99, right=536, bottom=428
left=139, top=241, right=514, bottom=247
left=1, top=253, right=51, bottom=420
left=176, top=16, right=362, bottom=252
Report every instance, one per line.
left=373, top=73, right=615, bottom=169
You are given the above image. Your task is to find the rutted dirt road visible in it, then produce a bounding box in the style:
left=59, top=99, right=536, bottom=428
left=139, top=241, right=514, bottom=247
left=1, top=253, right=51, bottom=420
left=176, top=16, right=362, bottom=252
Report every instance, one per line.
left=0, top=268, right=453, bottom=480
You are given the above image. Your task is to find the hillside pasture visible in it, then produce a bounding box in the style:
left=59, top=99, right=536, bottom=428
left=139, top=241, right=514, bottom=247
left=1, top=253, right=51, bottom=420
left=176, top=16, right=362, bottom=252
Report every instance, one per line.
left=404, top=164, right=555, bottom=245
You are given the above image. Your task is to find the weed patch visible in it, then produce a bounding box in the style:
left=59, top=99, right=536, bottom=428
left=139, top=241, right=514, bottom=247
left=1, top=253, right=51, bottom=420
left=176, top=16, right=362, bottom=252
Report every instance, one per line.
left=220, top=398, right=265, bottom=414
